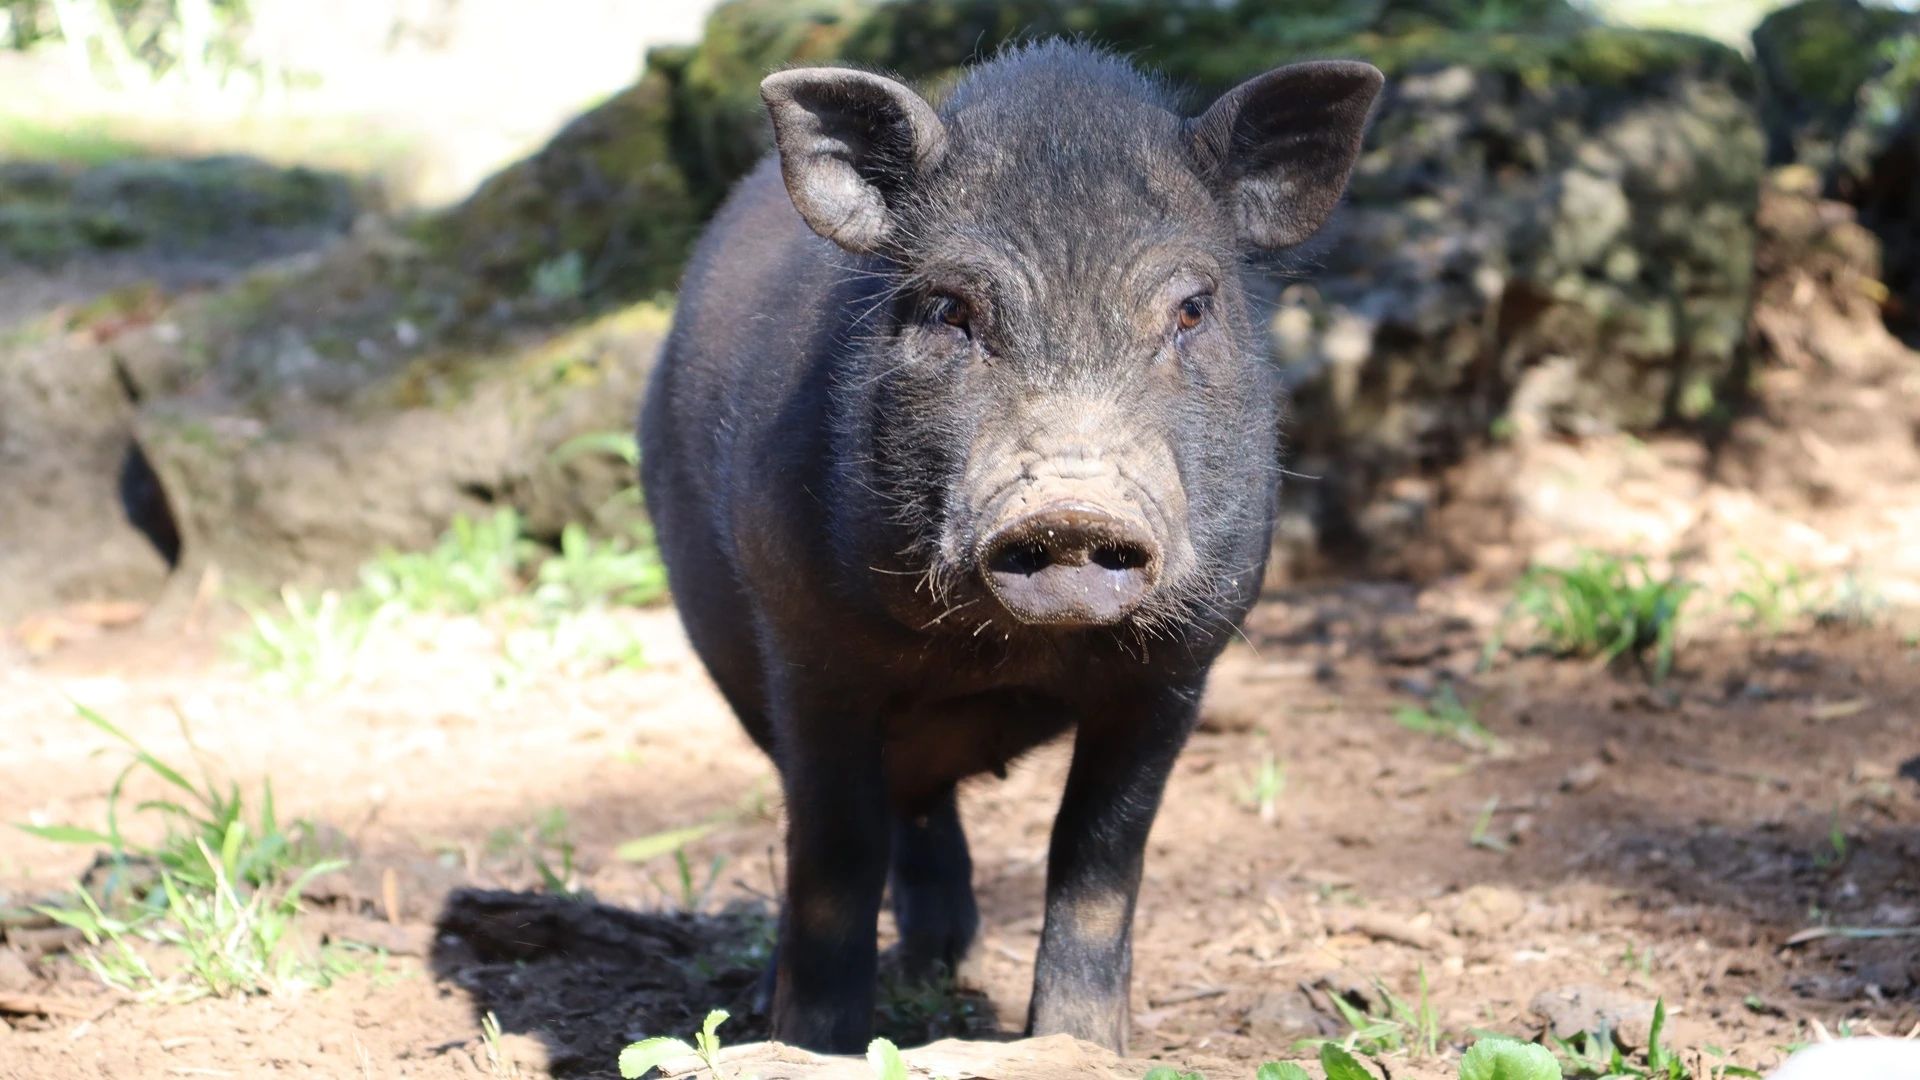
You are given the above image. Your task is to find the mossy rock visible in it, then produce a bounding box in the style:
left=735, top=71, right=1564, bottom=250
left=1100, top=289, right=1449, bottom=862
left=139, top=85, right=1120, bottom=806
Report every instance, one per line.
left=417, top=0, right=1750, bottom=311
left=838, top=0, right=1741, bottom=97
left=1752, top=0, right=1918, bottom=167
left=131, top=296, right=670, bottom=598
left=4, top=0, right=1774, bottom=606
left=421, top=67, right=698, bottom=306
left=0, top=156, right=358, bottom=265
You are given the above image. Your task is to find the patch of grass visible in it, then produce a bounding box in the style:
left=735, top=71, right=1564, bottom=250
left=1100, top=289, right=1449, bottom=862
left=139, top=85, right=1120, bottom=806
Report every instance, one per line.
left=229, top=506, right=666, bottom=694
left=481, top=1010, right=524, bottom=1078
left=614, top=822, right=721, bottom=864
left=1393, top=683, right=1498, bottom=752
left=1298, top=968, right=1441, bottom=1061
left=16, top=702, right=345, bottom=1001
left=1814, top=573, right=1886, bottom=630
left=530, top=250, right=587, bottom=303
left=476, top=807, right=588, bottom=900
left=1729, top=552, right=1807, bottom=635
left=876, top=965, right=986, bottom=1047
left=1469, top=796, right=1508, bottom=853
left=1813, top=804, right=1849, bottom=870
left=646, top=847, right=730, bottom=916
left=1550, top=999, right=1762, bottom=1078
left=1485, top=552, right=1697, bottom=682
left=533, top=522, right=666, bottom=610
left=0, top=115, right=151, bottom=165
left=552, top=429, right=643, bottom=513
left=360, top=509, right=532, bottom=615
left=1237, top=752, right=1286, bottom=824
left=228, top=586, right=399, bottom=694
left=530, top=808, right=585, bottom=900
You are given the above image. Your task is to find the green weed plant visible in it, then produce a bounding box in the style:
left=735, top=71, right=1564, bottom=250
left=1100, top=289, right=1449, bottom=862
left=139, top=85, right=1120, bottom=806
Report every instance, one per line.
left=1485, top=552, right=1696, bottom=682
left=16, top=703, right=345, bottom=1001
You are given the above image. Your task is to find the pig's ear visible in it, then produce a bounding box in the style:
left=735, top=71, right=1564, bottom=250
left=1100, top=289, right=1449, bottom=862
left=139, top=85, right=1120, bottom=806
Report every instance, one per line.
left=760, top=68, right=947, bottom=254
left=1191, top=60, right=1383, bottom=251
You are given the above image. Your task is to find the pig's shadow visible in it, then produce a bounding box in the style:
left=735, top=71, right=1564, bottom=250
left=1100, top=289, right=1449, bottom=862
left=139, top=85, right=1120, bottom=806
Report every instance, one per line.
left=431, top=889, right=998, bottom=1078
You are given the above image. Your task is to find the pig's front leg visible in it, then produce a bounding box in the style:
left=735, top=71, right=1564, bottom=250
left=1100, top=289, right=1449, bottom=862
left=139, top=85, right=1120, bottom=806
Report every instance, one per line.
left=1026, top=680, right=1201, bottom=1054
left=769, top=679, right=891, bottom=1054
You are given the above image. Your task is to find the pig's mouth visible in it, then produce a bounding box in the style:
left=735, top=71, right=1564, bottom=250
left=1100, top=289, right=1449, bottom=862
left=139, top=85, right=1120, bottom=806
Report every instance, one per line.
left=976, top=502, right=1163, bottom=627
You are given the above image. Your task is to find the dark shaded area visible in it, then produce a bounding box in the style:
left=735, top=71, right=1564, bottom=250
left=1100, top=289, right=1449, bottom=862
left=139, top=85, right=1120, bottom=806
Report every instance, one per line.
left=115, top=440, right=180, bottom=569
left=1751, top=0, right=1913, bottom=166
left=1750, top=0, right=1920, bottom=345
left=430, top=890, right=774, bottom=1078
left=1841, top=109, right=1920, bottom=345
left=428, top=889, right=997, bottom=1078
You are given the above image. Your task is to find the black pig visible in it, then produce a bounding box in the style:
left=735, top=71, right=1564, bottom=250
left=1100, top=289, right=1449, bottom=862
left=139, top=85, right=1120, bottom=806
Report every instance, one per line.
left=639, top=42, right=1381, bottom=1054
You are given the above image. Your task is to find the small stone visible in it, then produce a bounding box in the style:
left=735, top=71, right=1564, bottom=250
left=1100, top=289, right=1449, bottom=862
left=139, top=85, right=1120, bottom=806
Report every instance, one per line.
left=1561, top=760, right=1606, bottom=792
left=0, top=948, right=36, bottom=992
left=1450, top=884, right=1527, bottom=939
left=1242, top=990, right=1339, bottom=1042
left=1529, top=985, right=1655, bottom=1049
left=1858, top=959, right=1915, bottom=995
left=1851, top=759, right=1896, bottom=783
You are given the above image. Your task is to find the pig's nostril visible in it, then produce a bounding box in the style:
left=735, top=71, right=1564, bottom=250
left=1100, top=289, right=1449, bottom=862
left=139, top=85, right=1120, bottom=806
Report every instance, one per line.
left=990, top=542, right=1053, bottom=577
left=978, top=505, right=1161, bottom=626
left=1090, top=543, right=1150, bottom=572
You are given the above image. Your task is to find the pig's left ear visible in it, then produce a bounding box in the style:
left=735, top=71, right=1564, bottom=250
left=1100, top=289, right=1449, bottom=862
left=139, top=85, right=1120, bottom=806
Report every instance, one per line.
left=761, top=67, right=947, bottom=255
left=1190, top=60, right=1384, bottom=251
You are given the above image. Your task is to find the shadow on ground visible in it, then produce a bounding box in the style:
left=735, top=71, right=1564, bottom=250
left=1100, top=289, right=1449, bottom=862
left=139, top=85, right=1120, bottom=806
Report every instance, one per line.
left=428, top=890, right=1001, bottom=1077
left=428, top=891, right=773, bottom=1076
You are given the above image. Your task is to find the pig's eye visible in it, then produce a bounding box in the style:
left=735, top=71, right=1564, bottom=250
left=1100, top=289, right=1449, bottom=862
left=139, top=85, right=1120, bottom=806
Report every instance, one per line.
left=927, top=294, right=972, bottom=337
left=1175, top=294, right=1211, bottom=334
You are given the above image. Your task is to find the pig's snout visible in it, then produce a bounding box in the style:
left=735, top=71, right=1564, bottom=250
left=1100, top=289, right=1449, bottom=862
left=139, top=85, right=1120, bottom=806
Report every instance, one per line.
left=979, top=505, right=1160, bottom=626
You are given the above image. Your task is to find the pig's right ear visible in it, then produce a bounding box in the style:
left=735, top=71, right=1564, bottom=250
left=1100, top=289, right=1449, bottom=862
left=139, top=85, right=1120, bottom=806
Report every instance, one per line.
left=760, top=68, right=947, bottom=255
left=1191, top=60, right=1384, bottom=251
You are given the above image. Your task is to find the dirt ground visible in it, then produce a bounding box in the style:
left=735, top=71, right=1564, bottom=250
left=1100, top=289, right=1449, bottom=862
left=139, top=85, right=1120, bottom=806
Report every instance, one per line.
left=1, top=566, right=1917, bottom=1079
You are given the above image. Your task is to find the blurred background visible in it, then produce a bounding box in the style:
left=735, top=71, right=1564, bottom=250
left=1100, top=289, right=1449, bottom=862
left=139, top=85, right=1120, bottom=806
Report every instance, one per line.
left=2, top=0, right=1918, bottom=630
left=3, top=3, right=1920, bottom=1077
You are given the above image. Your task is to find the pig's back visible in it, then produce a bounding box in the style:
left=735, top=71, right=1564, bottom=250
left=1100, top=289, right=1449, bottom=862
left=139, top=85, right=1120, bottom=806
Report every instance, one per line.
left=645, top=157, right=839, bottom=516
left=640, top=156, right=867, bottom=733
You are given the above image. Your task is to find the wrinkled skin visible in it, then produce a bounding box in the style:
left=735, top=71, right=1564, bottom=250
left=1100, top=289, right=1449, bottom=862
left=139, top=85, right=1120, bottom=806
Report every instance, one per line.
left=640, top=41, right=1381, bottom=1055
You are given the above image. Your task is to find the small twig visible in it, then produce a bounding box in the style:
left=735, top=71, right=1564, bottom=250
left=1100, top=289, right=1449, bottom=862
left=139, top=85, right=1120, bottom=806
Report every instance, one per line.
left=1148, top=986, right=1230, bottom=1007
left=382, top=867, right=402, bottom=926
left=1783, top=925, right=1920, bottom=947
left=0, top=992, right=97, bottom=1018
left=1665, top=755, right=1790, bottom=791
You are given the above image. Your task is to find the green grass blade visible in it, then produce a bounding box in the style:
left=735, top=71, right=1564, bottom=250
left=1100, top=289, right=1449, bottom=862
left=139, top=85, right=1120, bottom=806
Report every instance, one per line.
left=14, top=823, right=115, bottom=845
left=552, top=430, right=640, bottom=467
left=615, top=823, right=718, bottom=863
